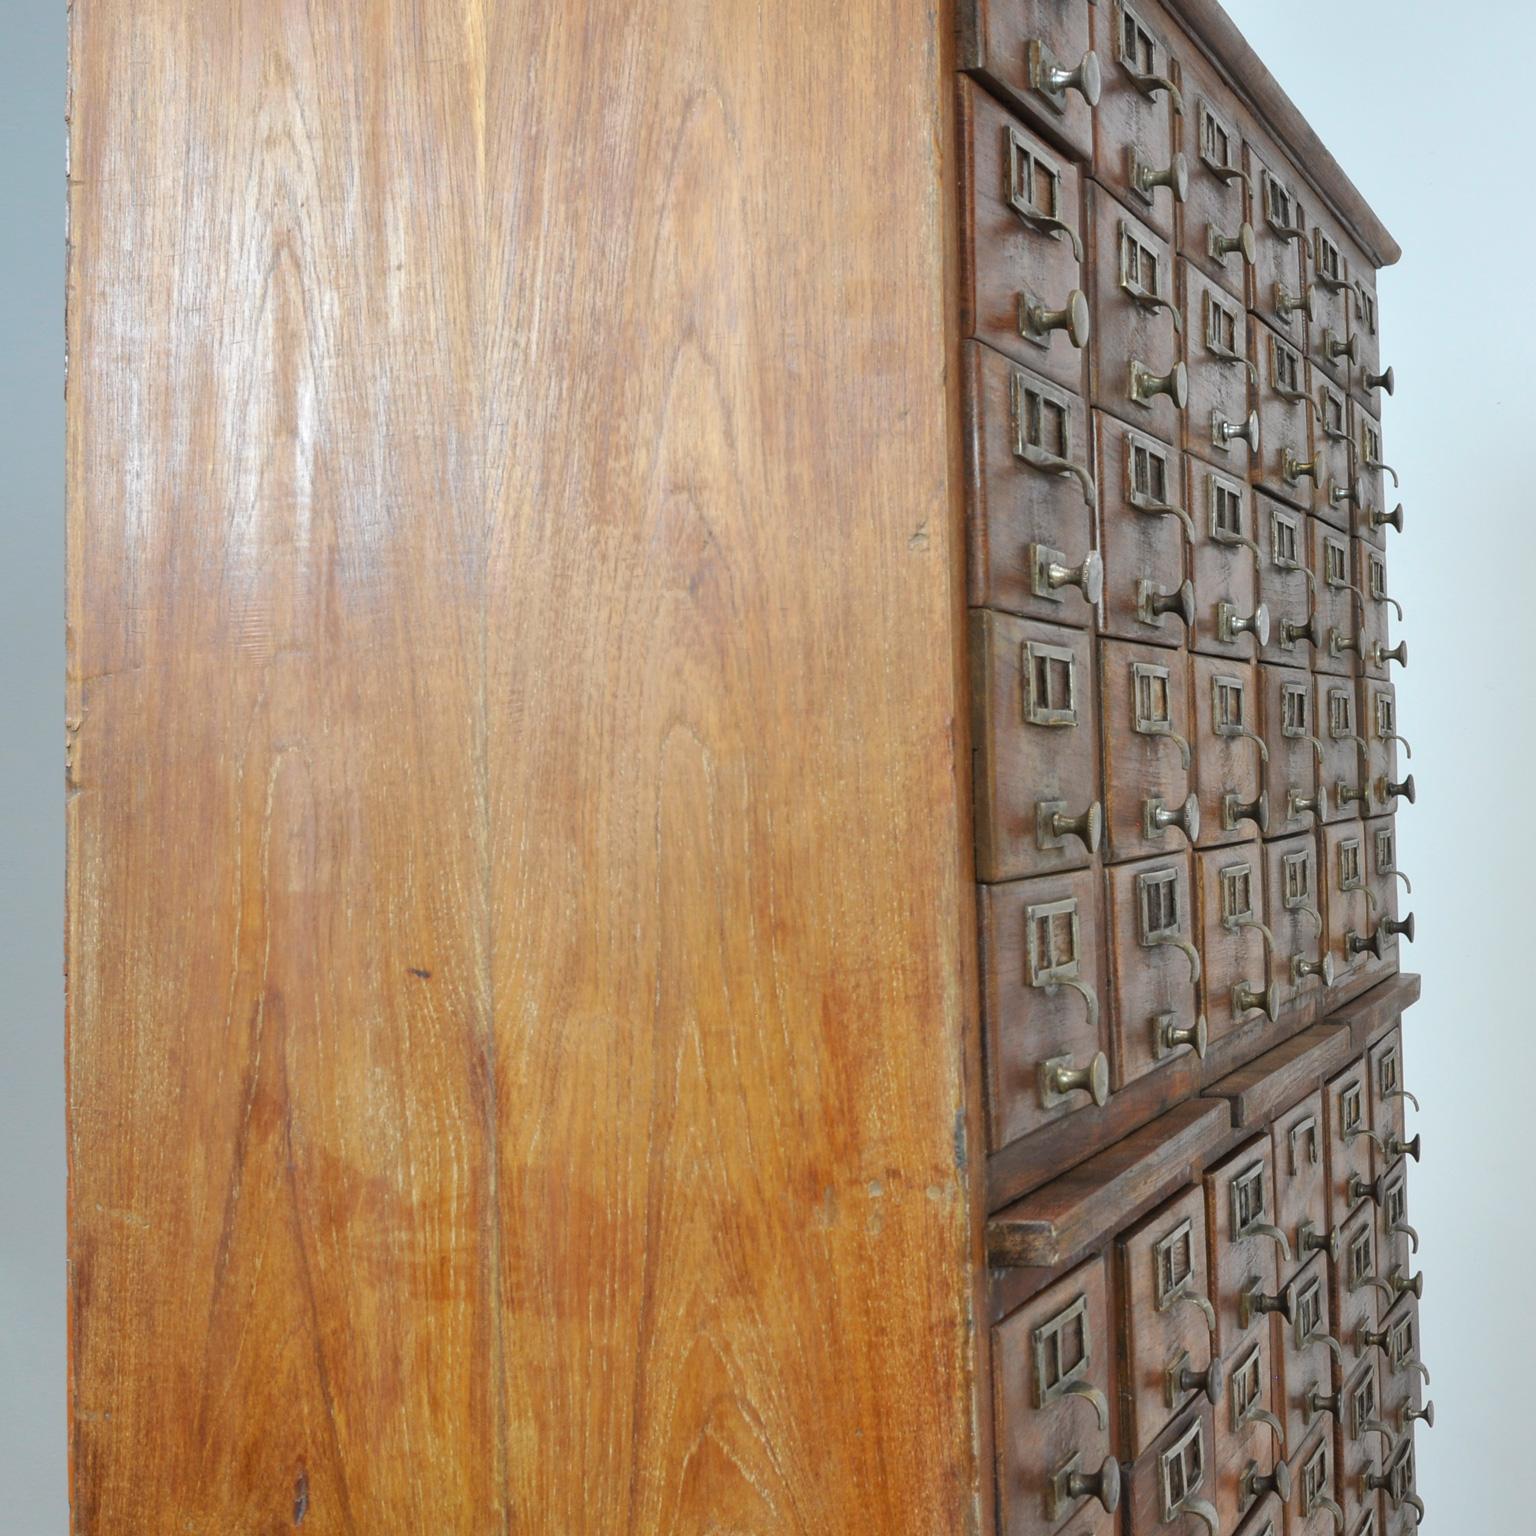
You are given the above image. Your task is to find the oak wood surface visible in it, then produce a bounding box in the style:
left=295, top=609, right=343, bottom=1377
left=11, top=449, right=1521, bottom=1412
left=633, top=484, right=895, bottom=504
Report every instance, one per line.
left=66, top=0, right=983, bottom=1530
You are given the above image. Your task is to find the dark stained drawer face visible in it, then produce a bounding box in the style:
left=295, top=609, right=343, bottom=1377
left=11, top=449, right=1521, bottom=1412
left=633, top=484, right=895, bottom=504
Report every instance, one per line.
left=1090, top=0, right=1182, bottom=242
left=1311, top=520, right=1358, bottom=680
left=1176, top=64, right=1252, bottom=302
left=993, top=1257, right=1118, bottom=1536
left=963, top=0, right=1100, bottom=164
left=1181, top=260, right=1255, bottom=477
left=1100, top=637, right=1198, bottom=861
left=961, top=82, right=1091, bottom=396
left=1212, top=1326, right=1285, bottom=1534
left=1271, top=1088, right=1331, bottom=1274
left=1089, top=186, right=1186, bottom=440
left=1312, top=371, right=1354, bottom=533
left=1275, top=1253, right=1341, bottom=1455
left=1291, top=1414, right=1347, bottom=1536
left=1194, top=844, right=1275, bottom=1041
left=1258, top=669, right=1325, bottom=841
left=971, top=611, right=1102, bottom=883
left=1125, top=1402, right=1219, bottom=1536
left=1187, top=455, right=1263, bottom=660
left=1116, top=1184, right=1218, bottom=1458
left=1095, top=413, right=1190, bottom=647
left=1254, top=495, right=1315, bottom=664
left=1322, top=822, right=1377, bottom=987
left=1203, top=1138, right=1288, bottom=1358
left=1251, top=317, right=1314, bottom=513
left=964, top=343, right=1099, bottom=623
left=1190, top=654, right=1267, bottom=847
left=1243, top=142, right=1309, bottom=344
left=1106, top=854, right=1202, bottom=1090
left=1306, top=213, right=1355, bottom=389
left=980, top=867, right=1110, bottom=1149
left=1316, top=674, right=1365, bottom=823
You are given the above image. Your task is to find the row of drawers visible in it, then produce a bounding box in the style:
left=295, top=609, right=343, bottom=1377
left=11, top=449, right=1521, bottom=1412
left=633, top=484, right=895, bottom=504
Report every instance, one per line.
left=959, top=3, right=1390, bottom=416
left=974, top=613, right=1413, bottom=880
left=981, top=828, right=1409, bottom=1149
left=991, top=1027, right=1427, bottom=1535
left=969, top=345, right=1404, bottom=663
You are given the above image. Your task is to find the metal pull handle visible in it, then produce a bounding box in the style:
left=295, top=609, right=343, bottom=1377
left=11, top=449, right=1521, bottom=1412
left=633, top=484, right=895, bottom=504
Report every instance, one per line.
left=1137, top=577, right=1197, bottom=634
left=1149, top=932, right=1202, bottom=985
left=1209, top=221, right=1257, bottom=266
left=1217, top=599, right=1270, bottom=646
left=1402, top=1490, right=1426, bottom=1524
left=1163, top=1279, right=1218, bottom=1334
left=1399, top=1359, right=1431, bottom=1387
left=1016, top=442, right=1098, bottom=508
left=1292, top=949, right=1335, bottom=987
left=1169, top=1348, right=1223, bottom=1405
left=1124, top=62, right=1182, bottom=111
left=1021, top=288, right=1091, bottom=349
left=1144, top=791, right=1200, bottom=845
left=1130, top=492, right=1196, bottom=542
left=1378, top=771, right=1415, bottom=805
left=1030, top=543, right=1104, bottom=605
left=1271, top=217, right=1313, bottom=257
left=1376, top=589, right=1406, bottom=621
left=1131, top=148, right=1189, bottom=203
left=1323, top=328, right=1358, bottom=365
left=1385, top=1085, right=1422, bottom=1112
left=1280, top=613, right=1321, bottom=651
left=1372, top=502, right=1405, bottom=535
left=1239, top=1403, right=1287, bottom=1453
left=1282, top=451, right=1320, bottom=487
left=1329, top=474, right=1363, bottom=512
left=1391, top=1219, right=1421, bottom=1254
left=1347, top=926, right=1386, bottom=962
left=1029, top=41, right=1103, bottom=108
left=1367, top=365, right=1396, bottom=395
left=1232, top=977, right=1280, bottom=1024
left=1130, top=359, right=1189, bottom=406
left=1401, top=1400, right=1435, bottom=1430
left=1037, top=798, right=1104, bottom=856
left=1370, top=639, right=1409, bottom=671
left=1359, top=1417, right=1397, bottom=1451
left=1052, top=1453, right=1120, bottom=1517
left=1230, top=912, right=1276, bottom=961
left=1364, top=452, right=1401, bottom=488
left=1176, top=1496, right=1220, bottom=1536
left=1061, top=1378, right=1111, bottom=1433
left=1311, top=1493, right=1346, bottom=1534
left=1355, top=1273, right=1395, bottom=1306
left=1222, top=787, right=1269, bottom=835
left=1239, top=1213, right=1292, bottom=1262
left=1156, top=1010, right=1209, bottom=1060
left=1039, top=1048, right=1109, bottom=1108
left=1380, top=913, right=1415, bottom=944
left=1301, top=1324, right=1347, bottom=1368
left=1274, top=380, right=1322, bottom=419
left=1241, top=1458, right=1292, bottom=1506
left=1291, top=899, right=1323, bottom=934
left=1212, top=409, right=1260, bottom=454
left=1345, top=1124, right=1388, bottom=1154
left=1275, top=280, right=1317, bottom=324
left=1148, top=724, right=1193, bottom=772
left=1381, top=728, right=1413, bottom=759
left=1287, top=785, right=1329, bottom=826
left=1388, top=867, right=1414, bottom=895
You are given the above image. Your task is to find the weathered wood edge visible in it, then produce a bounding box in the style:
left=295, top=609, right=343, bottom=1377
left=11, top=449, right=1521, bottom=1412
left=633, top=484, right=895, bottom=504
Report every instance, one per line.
left=1203, top=1021, right=1355, bottom=1126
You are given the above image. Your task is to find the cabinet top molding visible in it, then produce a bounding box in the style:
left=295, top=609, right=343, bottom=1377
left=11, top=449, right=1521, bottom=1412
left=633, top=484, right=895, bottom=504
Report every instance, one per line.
left=1163, top=0, right=1402, bottom=267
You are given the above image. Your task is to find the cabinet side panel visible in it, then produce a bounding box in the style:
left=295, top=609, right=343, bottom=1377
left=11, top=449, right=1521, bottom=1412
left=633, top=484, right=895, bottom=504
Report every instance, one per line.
left=483, top=1, right=980, bottom=1532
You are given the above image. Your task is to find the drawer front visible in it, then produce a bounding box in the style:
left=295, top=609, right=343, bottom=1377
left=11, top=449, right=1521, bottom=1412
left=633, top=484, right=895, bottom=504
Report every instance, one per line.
left=1262, top=833, right=1331, bottom=1007
left=1322, top=821, right=1376, bottom=987
left=1334, top=1351, right=1388, bottom=1530
left=1176, top=65, right=1252, bottom=301
left=1203, top=1138, right=1287, bottom=1357
left=1096, top=413, right=1190, bottom=647
left=1380, top=1433, right=1422, bottom=1535
left=993, top=1257, right=1118, bottom=1536
left=1106, top=854, right=1202, bottom=1090
left=1365, top=825, right=1406, bottom=972
left=1348, top=265, right=1388, bottom=409
left=1275, top=1253, right=1338, bottom=1454
left=1187, top=455, right=1263, bottom=660
left=1375, top=1294, right=1428, bottom=1445
left=1251, top=317, right=1314, bottom=512
left=1311, top=520, right=1358, bottom=680
left=965, top=343, right=1099, bottom=622
left=1312, top=372, right=1355, bottom=532
left=1190, top=653, right=1267, bottom=847
left=1324, top=1060, right=1374, bottom=1230
left=1089, top=186, right=1186, bottom=439
left=1368, top=820, right=1409, bottom=940
left=1331, top=1202, right=1383, bottom=1358
left=1348, top=398, right=1398, bottom=549
left=1355, top=540, right=1399, bottom=681
left=1292, top=1414, right=1348, bottom=1536
left=1272, top=1088, right=1331, bottom=1277
left=1258, top=668, right=1325, bottom=841
left=1366, top=1028, right=1408, bottom=1160
left=1090, top=0, right=1182, bottom=242
left=1317, top=674, right=1365, bottom=824
left=1233, top=1492, right=1285, bottom=1536
left=1212, top=1326, right=1285, bottom=1533
left=1255, top=495, right=1314, bottom=664
left=964, top=0, right=1099, bottom=163
left=1306, top=214, right=1355, bottom=388
left=1243, top=144, right=1309, bottom=343
left=1361, top=679, right=1402, bottom=811
left=1101, top=637, right=1198, bottom=861
left=971, top=612, right=1102, bottom=883
left=1375, top=1158, right=1415, bottom=1293
left=1181, top=260, right=1256, bottom=476
left=961, top=83, right=1090, bottom=395
left=1116, top=1185, right=1218, bottom=1458
left=980, top=868, right=1110, bottom=1149
left=1195, top=844, right=1274, bottom=1040
left=1126, top=1403, right=1220, bottom=1536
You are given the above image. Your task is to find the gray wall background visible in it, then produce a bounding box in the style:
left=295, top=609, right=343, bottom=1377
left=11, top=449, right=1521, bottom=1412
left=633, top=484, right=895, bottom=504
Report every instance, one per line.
left=1, top=0, right=1526, bottom=1529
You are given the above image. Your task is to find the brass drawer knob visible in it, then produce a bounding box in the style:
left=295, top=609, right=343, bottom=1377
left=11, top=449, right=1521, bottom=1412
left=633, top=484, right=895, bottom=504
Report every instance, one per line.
left=1305, top=1383, right=1340, bottom=1422
left=1021, top=287, right=1091, bottom=349
left=1275, top=280, right=1316, bottom=324
left=1400, top=1400, right=1435, bottom=1430
left=1365, top=1463, right=1425, bottom=1520
left=1239, top=1276, right=1292, bottom=1329
left=1282, top=451, right=1319, bottom=486
left=1030, top=543, right=1104, bottom=606
left=1168, top=1349, right=1224, bottom=1407
left=1335, top=779, right=1369, bottom=811
left=1137, top=576, right=1197, bottom=631
left=1037, top=798, right=1104, bottom=856
left=1039, top=1051, right=1110, bottom=1109
left=1217, top=599, right=1269, bottom=645
left=1213, top=409, right=1260, bottom=453
left=1370, top=639, right=1409, bottom=670
left=1232, top=976, right=1280, bottom=1023
left=1347, top=926, right=1385, bottom=962
left=1144, top=790, right=1200, bottom=845
left=1156, top=1011, right=1208, bottom=1060
left=1378, top=771, right=1415, bottom=805
left=1380, top=912, right=1415, bottom=943
left=1299, top=1219, right=1341, bottom=1263
left=1372, top=502, right=1405, bottom=534
left=1287, top=785, right=1328, bottom=824
left=1387, top=1131, right=1422, bottom=1162
left=1323, top=328, right=1358, bottom=365
left=1366, top=365, right=1396, bottom=395
left=1029, top=41, right=1102, bottom=108
left=1222, top=788, right=1269, bottom=835
left=1130, top=359, right=1189, bottom=409
left=1280, top=612, right=1321, bottom=650
left=1049, top=1452, right=1121, bottom=1519
left=1291, top=949, right=1335, bottom=987
left=1329, top=474, right=1362, bottom=510
left=1132, top=149, right=1189, bottom=203
left=1328, top=626, right=1362, bottom=659
left=1209, top=221, right=1257, bottom=265
left=1390, top=1269, right=1424, bottom=1301
left=1240, top=1458, right=1292, bottom=1507
left=1347, top=1170, right=1389, bottom=1207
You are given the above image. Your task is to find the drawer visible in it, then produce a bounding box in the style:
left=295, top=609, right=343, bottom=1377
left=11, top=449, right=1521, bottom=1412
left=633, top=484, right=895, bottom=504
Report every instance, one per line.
left=1251, top=317, right=1314, bottom=512
left=1180, top=260, right=1257, bottom=475
left=1190, top=654, right=1268, bottom=846
left=1115, top=1184, right=1219, bottom=1458
left=980, top=867, right=1111, bottom=1150
left=964, top=343, right=1100, bottom=623
left=1255, top=495, right=1316, bottom=663
left=1355, top=540, right=1404, bottom=680
left=993, top=1257, right=1119, bottom=1536
left=1366, top=1028, right=1411, bottom=1164
left=1203, top=1137, right=1289, bottom=1357
left=1374, top=1296, right=1431, bottom=1443
left=1360, top=679, right=1404, bottom=811
left=1106, top=854, right=1203, bottom=1090
left=1316, top=675, right=1365, bottom=824
left=1312, top=372, right=1354, bottom=533
left=1365, top=833, right=1410, bottom=971
left=1262, top=835, right=1331, bottom=1005
left=1100, top=638, right=1198, bottom=860
left=1096, top=413, right=1191, bottom=647
left=1306, top=214, right=1355, bottom=389
left=1331, top=1203, right=1384, bottom=1361
left=1188, top=450, right=1266, bottom=661
left=1212, top=1327, right=1287, bottom=1533
left=1378, top=1433, right=1423, bottom=1534
left=1348, top=398, right=1402, bottom=548
left=963, top=0, right=1100, bottom=164
left=1125, top=1402, right=1219, bottom=1536
left=971, top=612, right=1103, bottom=883
left=1321, top=821, right=1378, bottom=985
left=1333, top=1351, right=1387, bottom=1531
left=1347, top=264, right=1390, bottom=410
left=1271, top=1088, right=1332, bottom=1279
left=1233, top=1491, right=1284, bottom=1536
left=1368, top=820, right=1412, bottom=933
left=1292, top=1413, right=1349, bottom=1536
left=1090, top=0, right=1183, bottom=242
left=1195, top=844, right=1277, bottom=1040
left=1274, top=1253, right=1340, bottom=1455
left=961, top=83, right=1090, bottom=396
left=1324, top=1060, right=1375, bottom=1230
left=1243, top=142, right=1309, bottom=343
left=1258, top=670, right=1326, bottom=841
left=1375, top=1159, right=1417, bottom=1296
left=1088, top=186, right=1186, bottom=439
left=1311, top=520, right=1358, bottom=680
left=1176, top=61, right=1253, bottom=302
